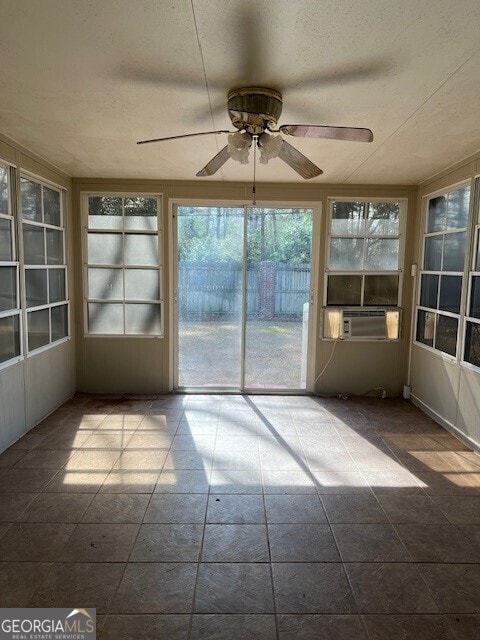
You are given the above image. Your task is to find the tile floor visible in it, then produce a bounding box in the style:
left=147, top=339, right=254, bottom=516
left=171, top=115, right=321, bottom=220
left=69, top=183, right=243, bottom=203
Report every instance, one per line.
left=0, top=393, right=480, bottom=639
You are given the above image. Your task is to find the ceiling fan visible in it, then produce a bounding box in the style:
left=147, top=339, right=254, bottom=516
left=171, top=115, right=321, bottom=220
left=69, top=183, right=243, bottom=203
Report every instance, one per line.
left=137, top=86, right=374, bottom=179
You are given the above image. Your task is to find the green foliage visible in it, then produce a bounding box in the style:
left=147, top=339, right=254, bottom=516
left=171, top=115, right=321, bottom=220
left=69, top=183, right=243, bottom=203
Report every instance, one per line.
left=177, top=206, right=312, bottom=265
left=89, top=196, right=157, bottom=217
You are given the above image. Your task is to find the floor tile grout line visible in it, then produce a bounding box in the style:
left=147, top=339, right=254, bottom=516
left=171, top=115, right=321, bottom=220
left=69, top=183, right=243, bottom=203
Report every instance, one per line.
left=100, top=402, right=170, bottom=623
left=7, top=559, right=480, bottom=564
left=186, top=415, right=217, bottom=640
left=3, top=394, right=480, bottom=621
left=22, top=400, right=141, bottom=609
left=260, top=444, right=280, bottom=640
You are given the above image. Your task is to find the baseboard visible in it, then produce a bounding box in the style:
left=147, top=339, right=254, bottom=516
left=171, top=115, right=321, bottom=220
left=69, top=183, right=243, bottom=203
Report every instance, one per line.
left=411, top=393, right=480, bottom=454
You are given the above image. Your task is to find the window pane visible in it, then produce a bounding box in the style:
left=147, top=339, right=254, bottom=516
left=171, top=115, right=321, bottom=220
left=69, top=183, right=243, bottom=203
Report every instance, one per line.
left=51, top=304, right=68, bottom=342
left=88, top=268, right=123, bottom=300
left=21, top=178, right=42, bottom=222
left=125, top=269, right=160, bottom=300
left=470, top=276, right=480, bottom=319
left=420, top=274, right=439, bottom=309
left=439, top=275, right=462, bottom=313
left=46, top=228, right=63, bottom=265
left=0, top=267, right=17, bottom=311
left=416, top=310, right=435, bottom=347
left=424, top=235, right=443, bottom=271
left=88, top=197, right=122, bottom=230
left=0, top=167, right=9, bottom=215
left=124, top=234, right=158, bottom=266
left=366, top=202, right=399, bottom=235
left=364, top=275, right=399, bottom=306
left=49, top=269, right=66, bottom=303
left=434, top=314, right=458, bottom=357
left=88, top=303, right=124, bottom=334
left=0, top=314, right=20, bottom=363
left=87, top=233, right=123, bottom=265
left=475, top=229, right=480, bottom=271
left=443, top=231, right=466, bottom=271
left=25, top=269, right=47, bottom=308
left=125, top=303, right=161, bottom=335
left=326, top=275, right=362, bottom=305
left=124, top=197, right=158, bottom=231
left=23, top=225, right=45, bottom=264
left=43, top=187, right=61, bottom=226
left=28, top=309, right=50, bottom=351
left=0, top=218, right=12, bottom=261
left=331, top=202, right=365, bottom=235
left=329, top=238, right=364, bottom=270
left=447, top=186, right=470, bottom=230
left=365, top=238, right=399, bottom=270
left=427, top=195, right=447, bottom=233
left=464, top=321, right=480, bottom=368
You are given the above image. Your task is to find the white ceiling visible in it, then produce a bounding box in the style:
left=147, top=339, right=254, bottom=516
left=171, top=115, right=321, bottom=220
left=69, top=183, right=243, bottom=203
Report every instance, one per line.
left=1, top=0, right=480, bottom=184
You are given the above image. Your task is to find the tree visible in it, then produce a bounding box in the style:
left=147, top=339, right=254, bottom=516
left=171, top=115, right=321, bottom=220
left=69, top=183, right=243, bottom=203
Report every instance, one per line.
left=177, top=206, right=313, bottom=265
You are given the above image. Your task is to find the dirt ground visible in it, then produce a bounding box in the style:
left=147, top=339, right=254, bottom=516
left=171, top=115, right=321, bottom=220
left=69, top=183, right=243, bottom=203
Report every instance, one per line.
left=178, top=320, right=306, bottom=389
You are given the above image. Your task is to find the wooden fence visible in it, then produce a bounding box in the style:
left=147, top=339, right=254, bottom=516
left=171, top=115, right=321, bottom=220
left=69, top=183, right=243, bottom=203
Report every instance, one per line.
left=178, top=261, right=310, bottom=320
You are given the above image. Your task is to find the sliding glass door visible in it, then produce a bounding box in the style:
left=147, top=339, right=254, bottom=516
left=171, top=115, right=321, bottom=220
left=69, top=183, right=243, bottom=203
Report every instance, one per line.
left=244, top=207, right=313, bottom=389
left=176, top=206, right=244, bottom=387
left=175, top=204, right=314, bottom=391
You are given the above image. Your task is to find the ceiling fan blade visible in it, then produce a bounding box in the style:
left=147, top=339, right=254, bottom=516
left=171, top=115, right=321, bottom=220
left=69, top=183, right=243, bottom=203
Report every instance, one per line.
left=278, top=140, right=323, bottom=179
left=137, top=130, right=231, bottom=145
left=196, top=146, right=231, bottom=177
left=280, top=125, right=373, bottom=143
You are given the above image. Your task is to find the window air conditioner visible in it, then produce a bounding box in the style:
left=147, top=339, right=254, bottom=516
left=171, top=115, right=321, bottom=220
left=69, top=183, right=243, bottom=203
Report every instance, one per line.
left=323, top=308, right=401, bottom=340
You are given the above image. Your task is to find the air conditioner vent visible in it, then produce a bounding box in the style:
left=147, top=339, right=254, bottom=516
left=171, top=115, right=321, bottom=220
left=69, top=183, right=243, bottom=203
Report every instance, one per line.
left=343, top=309, right=386, bottom=318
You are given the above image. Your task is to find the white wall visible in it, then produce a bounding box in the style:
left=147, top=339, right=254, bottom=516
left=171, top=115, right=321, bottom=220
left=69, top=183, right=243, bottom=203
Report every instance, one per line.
left=411, top=152, right=480, bottom=451
left=0, top=134, right=75, bottom=452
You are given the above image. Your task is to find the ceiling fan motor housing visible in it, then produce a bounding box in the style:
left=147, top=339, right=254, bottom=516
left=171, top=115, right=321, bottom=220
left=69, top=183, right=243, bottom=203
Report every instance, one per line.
left=227, top=87, right=283, bottom=134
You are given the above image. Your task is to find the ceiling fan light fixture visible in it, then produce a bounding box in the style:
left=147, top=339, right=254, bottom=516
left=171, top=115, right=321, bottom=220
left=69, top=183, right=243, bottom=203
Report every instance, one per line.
left=258, top=133, right=283, bottom=164
left=227, top=131, right=251, bottom=164
left=137, top=85, right=372, bottom=179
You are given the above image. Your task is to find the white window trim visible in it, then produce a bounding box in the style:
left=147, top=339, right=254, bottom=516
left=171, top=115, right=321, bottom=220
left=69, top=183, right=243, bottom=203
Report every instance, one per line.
left=461, top=213, right=480, bottom=370
left=0, top=160, right=23, bottom=368
left=82, top=192, right=164, bottom=338
left=324, top=197, right=407, bottom=308
left=20, top=174, right=70, bottom=355
left=414, top=179, right=473, bottom=360
left=26, top=302, right=70, bottom=356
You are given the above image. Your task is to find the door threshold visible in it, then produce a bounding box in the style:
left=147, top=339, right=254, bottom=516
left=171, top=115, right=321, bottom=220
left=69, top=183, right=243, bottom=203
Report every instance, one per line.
left=174, top=387, right=311, bottom=396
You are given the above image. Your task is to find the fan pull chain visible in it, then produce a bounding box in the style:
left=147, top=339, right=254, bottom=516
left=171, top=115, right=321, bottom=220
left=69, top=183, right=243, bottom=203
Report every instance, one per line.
left=252, top=135, right=257, bottom=205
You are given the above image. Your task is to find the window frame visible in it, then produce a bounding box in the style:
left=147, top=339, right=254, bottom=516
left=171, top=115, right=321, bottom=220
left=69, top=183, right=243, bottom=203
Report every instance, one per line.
left=324, top=197, right=407, bottom=308
left=0, top=160, right=23, bottom=370
left=414, top=179, right=472, bottom=361
left=82, top=192, right=164, bottom=338
left=461, top=175, right=480, bottom=371
left=20, top=172, right=70, bottom=357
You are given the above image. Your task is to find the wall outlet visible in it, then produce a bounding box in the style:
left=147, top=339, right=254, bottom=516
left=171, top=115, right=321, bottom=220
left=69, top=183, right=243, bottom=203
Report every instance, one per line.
left=403, top=385, right=411, bottom=400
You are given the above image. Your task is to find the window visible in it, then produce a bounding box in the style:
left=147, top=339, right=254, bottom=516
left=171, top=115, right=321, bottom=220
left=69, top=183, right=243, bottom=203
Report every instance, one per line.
left=21, top=176, right=68, bottom=353
left=326, top=199, right=403, bottom=306
left=416, top=184, right=470, bottom=357
left=464, top=182, right=480, bottom=367
left=0, top=163, right=21, bottom=365
left=85, top=195, right=162, bottom=336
